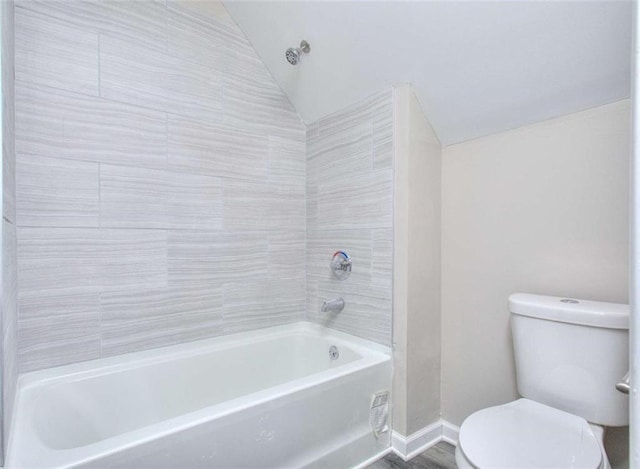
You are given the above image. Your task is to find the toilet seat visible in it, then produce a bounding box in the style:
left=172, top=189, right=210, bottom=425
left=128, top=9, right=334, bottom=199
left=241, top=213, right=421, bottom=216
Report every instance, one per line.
left=458, top=399, right=603, bottom=468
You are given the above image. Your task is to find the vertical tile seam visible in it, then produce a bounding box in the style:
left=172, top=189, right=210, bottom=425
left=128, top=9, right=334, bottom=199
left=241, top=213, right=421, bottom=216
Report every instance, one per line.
left=97, top=33, right=101, bottom=97
left=98, top=162, right=101, bottom=229
left=163, top=0, right=169, bottom=53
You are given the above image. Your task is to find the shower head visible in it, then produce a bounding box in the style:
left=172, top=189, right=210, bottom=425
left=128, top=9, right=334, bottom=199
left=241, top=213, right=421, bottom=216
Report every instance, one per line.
left=285, top=40, right=310, bottom=66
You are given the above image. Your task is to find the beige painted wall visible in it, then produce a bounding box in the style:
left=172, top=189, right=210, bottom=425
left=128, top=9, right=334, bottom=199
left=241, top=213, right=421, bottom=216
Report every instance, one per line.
left=393, top=85, right=442, bottom=436
left=441, top=100, right=630, bottom=426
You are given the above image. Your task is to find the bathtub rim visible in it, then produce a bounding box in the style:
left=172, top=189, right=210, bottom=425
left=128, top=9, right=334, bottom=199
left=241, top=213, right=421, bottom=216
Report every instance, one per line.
left=7, top=321, right=392, bottom=468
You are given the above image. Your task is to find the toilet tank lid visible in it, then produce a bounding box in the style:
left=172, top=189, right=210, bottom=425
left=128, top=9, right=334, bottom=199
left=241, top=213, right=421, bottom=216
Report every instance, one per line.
left=509, top=293, right=629, bottom=330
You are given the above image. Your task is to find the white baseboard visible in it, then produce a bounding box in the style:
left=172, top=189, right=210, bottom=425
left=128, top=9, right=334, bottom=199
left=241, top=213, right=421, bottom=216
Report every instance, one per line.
left=441, top=420, right=460, bottom=445
left=391, top=419, right=460, bottom=461
left=391, top=420, right=442, bottom=461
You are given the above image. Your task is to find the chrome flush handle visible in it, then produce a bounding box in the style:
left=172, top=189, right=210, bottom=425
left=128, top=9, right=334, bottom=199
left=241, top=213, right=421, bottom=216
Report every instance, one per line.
left=616, top=371, right=630, bottom=395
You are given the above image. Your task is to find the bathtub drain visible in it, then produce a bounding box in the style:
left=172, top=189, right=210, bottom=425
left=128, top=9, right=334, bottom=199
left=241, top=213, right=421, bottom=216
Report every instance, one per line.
left=329, top=345, right=339, bottom=360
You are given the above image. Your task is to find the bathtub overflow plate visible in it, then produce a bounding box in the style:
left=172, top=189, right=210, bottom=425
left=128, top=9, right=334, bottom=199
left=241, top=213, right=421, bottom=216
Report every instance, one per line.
left=329, top=345, right=339, bottom=360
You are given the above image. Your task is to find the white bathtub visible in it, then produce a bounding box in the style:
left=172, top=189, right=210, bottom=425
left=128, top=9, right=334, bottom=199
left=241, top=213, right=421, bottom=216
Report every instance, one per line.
left=6, top=322, right=392, bottom=468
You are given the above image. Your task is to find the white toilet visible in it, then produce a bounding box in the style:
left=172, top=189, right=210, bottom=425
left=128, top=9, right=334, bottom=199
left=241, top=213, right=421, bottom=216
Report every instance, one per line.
left=455, top=293, right=629, bottom=469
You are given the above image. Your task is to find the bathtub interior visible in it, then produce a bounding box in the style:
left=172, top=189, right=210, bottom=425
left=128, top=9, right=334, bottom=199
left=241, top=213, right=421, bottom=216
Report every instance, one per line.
left=31, top=331, right=362, bottom=450
left=7, top=322, right=392, bottom=468
left=76, top=360, right=392, bottom=469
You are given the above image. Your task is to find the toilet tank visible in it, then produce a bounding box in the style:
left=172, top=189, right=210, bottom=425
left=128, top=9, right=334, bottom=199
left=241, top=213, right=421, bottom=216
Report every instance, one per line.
left=510, top=293, right=629, bottom=426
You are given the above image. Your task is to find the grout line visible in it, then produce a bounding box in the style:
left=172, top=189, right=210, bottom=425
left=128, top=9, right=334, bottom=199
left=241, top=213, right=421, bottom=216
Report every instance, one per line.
left=97, top=33, right=101, bottom=97
left=165, top=112, right=169, bottom=166
left=98, top=163, right=101, bottom=228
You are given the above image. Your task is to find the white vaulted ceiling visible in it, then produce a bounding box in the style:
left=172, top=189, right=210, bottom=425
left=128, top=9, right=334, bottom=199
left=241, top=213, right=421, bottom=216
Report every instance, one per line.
left=224, top=1, right=632, bottom=145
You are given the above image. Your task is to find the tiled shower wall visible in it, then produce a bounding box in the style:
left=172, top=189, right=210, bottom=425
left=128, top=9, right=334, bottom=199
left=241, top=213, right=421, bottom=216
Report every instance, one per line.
left=306, top=90, right=393, bottom=345
left=2, top=0, right=18, bottom=453
left=14, top=0, right=306, bottom=372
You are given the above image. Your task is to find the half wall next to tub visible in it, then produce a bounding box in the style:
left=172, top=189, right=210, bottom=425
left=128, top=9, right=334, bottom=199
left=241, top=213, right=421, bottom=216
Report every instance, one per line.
left=14, top=0, right=306, bottom=372
left=392, top=85, right=442, bottom=438
left=306, top=90, right=394, bottom=346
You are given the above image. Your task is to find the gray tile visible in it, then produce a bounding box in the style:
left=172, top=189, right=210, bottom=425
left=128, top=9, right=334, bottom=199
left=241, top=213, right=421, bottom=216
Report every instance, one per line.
left=166, top=0, right=236, bottom=27
left=305, top=280, right=318, bottom=325
left=3, top=319, right=17, bottom=448
left=223, top=34, right=275, bottom=84
left=12, top=0, right=315, bottom=369
left=19, top=287, right=98, bottom=322
left=167, top=1, right=269, bottom=81
left=223, top=71, right=305, bottom=140
left=168, top=230, right=268, bottom=286
left=17, top=227, right=168, bottom=293
left=18, top=317, right=101, bottom=372
left=373, top=111, right=394, bottom=172
left=100, top=285, right=223, bottom=357
left=2, top=220, right=17, bottom=343
left=222, top=279, right=305, bottom=334
left=100, top=35, right=223, bottom=123
left=94, top=0, right=167, bottom=50
left=101, top=230, right=168, bottom=289
left=167, top=115, right=268, bottom=181
left=3, top=0, right=15, bottom=225
left=16, top=1, right=101, bottom=28
left=166, top=1, right=227, bottom=70
left=372, top=229, right=393, bottom=291
left=305, top=89, right=394, bottom=348
left=15, top=5, right=99, bottom=96
left=17, top=0, right=167, bottom=51
left=307, top=120, right=373, bottom=187
left=17, top=154, right=99, bottom=227
left=268, top=135, right=305, bottom=188
left=18, top=289, right=101, bottom=372
left=100, top=164, right=223, bottom=230
left=313, top=281, right=391, bottom=345
left=18, top=228, right=102, bottom=292
left=2, top=219, right=18, bottom=421
left=318, top=89, right=392, bottom=138
left=223, top=178, right=305, bottom=232
left=16, top=81, right=167, bottom=168
left=268, top=231, right=306, bottom=281
left=2, top=34, right=17, bottom=431
left=306, top=121, right=319, bottom=140
left=308, top=170, right=393, bottom=230
left=3, top=120, right=15, bottom=223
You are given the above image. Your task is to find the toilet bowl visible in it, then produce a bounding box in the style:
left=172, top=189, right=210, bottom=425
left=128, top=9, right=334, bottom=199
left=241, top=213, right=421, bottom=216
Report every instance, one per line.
left=454, top=293, right=628, bottom=469
left=454, top=399, right=608, bottom=469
